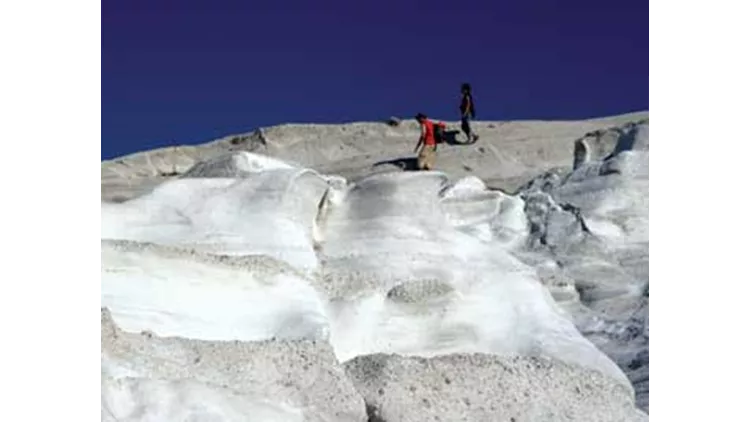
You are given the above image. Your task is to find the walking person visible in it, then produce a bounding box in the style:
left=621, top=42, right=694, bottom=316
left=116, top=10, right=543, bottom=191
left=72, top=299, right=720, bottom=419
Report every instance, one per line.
left=413, top=113, right=438, bottom=170
left=460, top=83, right=479, bottom=143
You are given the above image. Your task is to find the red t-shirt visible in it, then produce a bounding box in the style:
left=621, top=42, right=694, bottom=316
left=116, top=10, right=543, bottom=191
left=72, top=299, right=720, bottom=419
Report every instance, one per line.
left=421, top=119, right=436, bottom=146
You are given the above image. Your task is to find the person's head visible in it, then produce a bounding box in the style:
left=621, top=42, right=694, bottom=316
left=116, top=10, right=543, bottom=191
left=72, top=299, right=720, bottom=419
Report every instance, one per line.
left=461, top=83, right=472, bottom=94
left=415, top=113, right=427, bottom=123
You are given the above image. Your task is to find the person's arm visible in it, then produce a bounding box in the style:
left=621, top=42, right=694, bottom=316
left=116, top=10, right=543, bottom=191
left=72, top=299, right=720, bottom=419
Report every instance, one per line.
left=462, top=94, right=471, bottom=118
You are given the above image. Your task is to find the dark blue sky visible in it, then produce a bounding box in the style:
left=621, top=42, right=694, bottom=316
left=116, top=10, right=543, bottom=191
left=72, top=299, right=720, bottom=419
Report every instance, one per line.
left=102, top=0, right=648, bottom=159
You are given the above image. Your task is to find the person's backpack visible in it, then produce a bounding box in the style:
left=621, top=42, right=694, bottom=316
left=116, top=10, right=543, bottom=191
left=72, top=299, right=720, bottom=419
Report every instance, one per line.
left=434, top=122, right=447, bottom=143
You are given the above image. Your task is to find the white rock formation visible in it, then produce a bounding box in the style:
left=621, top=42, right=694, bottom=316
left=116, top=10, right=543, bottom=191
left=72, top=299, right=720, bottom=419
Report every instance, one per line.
left=345, top=353, right=647, bottom=422
left=101, top=112, right=649, bottom=420
left=101, top=309, right=366, bottom=422
left=516, top=119, right=649, bottom=410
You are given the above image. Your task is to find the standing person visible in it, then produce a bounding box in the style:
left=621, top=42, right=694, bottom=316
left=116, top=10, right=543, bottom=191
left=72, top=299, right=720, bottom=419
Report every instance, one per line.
left=413, top=113, right=437, bottom=170
left=460, top=83, right=479, bottom=143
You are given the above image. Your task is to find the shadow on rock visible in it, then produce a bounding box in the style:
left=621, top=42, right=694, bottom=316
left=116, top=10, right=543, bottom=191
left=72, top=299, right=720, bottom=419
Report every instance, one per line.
left=442, top=129, right=464, bottom=145
left=373, top=157, right=419, bottom=171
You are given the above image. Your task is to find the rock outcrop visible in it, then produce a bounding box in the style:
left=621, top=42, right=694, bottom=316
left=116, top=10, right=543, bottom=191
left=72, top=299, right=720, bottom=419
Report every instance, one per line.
left=101, top=111, right=650, bottom=418
left=101, top=308, right=367, bottom=422
left=345, top=353, right=647, bottom=422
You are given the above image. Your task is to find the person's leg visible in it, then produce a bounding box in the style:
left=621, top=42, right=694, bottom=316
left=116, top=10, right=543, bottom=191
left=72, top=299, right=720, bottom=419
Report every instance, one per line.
left=461, top=117, right=471, bottom=143
left=417, top=147, right=427, bottom=170
left=465, top=116, right=479, bottom=143
left=426, top=146, right=436, bottom=169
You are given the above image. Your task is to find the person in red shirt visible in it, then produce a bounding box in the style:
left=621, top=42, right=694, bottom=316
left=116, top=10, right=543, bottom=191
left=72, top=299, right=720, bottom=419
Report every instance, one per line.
left=413, top=113, right=438, bottom=170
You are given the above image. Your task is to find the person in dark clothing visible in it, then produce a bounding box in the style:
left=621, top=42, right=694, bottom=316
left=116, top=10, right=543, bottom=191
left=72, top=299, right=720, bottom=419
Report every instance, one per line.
left=460, top=83, right=479, bottom=143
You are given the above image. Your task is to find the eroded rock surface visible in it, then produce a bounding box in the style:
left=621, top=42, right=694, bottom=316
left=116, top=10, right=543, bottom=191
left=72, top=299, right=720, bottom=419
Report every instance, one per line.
left=345, top=353, right=647, bottom=422
left=101, top=308, right=367, bottom=422
left=101, top=112, right=650, bottom=418
left=517, top=120, right=649, bottom=410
